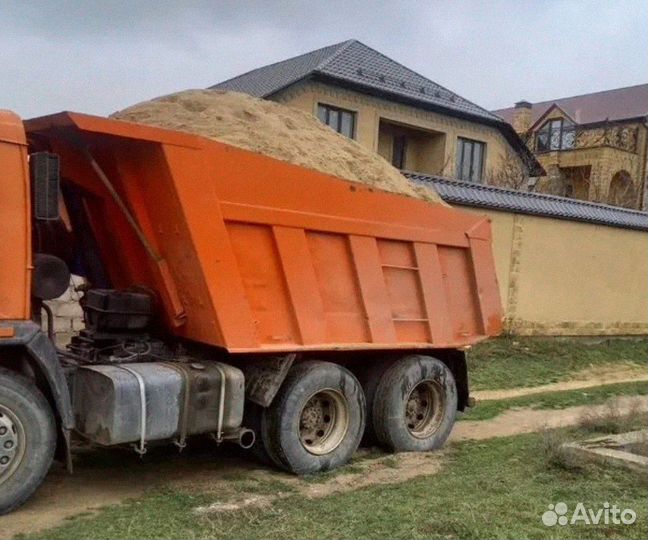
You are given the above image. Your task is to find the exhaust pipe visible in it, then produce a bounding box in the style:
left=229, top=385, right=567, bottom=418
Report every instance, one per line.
left=236, top=428, right=256, bottom=450
left=217, top=428, right=256, bottom=449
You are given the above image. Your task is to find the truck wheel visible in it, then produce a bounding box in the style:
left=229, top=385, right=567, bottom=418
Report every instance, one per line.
left=373, top=355, right=457, bottom=452
left=263, top=361, right=365, bottom=474
left=0, top=367, right=56, bottom=515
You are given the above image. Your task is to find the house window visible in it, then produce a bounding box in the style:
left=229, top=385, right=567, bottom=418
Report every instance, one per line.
left=317, top=103, right=356, bottom=138
left=536, top=118, right=575, bottom=152
left=456, top=137, right=485, bottom=182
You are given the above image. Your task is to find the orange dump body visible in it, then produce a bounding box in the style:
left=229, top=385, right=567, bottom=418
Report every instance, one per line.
left=25, top=112, right=503, bottom=353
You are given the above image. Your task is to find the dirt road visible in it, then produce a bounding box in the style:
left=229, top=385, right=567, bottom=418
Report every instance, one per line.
left=453, top=395, right=646, bottom=440
left=2, top=395, right=646, bottom=538
left=472, top=364, right=646, bottom=401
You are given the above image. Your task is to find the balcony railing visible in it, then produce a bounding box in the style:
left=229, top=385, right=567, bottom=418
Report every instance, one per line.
left=534, top=124, right=638, bottom=154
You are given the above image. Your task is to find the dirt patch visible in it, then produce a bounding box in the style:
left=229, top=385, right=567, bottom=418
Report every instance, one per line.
left=4, top=395, right=645, bottom=537
left=298, top=451, right=443, bottom=499
left=472, top=363, right=647, bottom=401
left=194, top=495, right=280, bottom=514
left=193, top=451, right=444, bottom=515
left=0, top=464, right=146, bottom=538
left=452, top=395, right=647, bottom=441
left=0, top=448, right=261, bottom=538
left=111, top=90, right=444, bottom=205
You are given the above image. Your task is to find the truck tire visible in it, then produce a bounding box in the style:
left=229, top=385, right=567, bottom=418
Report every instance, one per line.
left=263, top=361, right=365, bottom=474
left=0, top=367, right=56, bottom=515
left=373, top=355, right=457, bottom=452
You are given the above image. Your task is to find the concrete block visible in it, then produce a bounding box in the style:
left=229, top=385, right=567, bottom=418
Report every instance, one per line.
left=53, top=317, right=73, bottom=333
left=561, top=430, right=648, bottom=474
left=72, top=318, right=86, bottom=331
left=56, top=302, right=84, bottom=319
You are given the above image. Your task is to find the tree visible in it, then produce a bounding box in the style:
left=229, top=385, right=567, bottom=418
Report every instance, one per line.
left=486, top=149, right=530, bottom=190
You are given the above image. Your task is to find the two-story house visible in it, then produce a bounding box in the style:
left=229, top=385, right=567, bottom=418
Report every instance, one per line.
left=211, top=39, right=542, bottom=185
left=494, top=85, right=648, bottom=209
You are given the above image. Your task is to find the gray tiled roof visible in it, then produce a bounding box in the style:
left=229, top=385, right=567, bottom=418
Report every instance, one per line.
left=406, top=172, right=648, bottom=231
left=211, top=41, right=350, bottom=100
left=211, top=40, right=501, bottom=123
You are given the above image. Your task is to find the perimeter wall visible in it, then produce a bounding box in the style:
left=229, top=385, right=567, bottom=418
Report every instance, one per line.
left=460, top=206, right=648, bottom=335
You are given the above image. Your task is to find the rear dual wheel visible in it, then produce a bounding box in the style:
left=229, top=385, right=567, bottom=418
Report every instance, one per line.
left=245, top=356, right=455, bottom=474
left=365, top=355, right=457, bottom=452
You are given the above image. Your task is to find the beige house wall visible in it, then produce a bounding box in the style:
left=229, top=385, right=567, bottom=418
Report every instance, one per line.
left=462, top=206, right=648, bottom=335
left=272, top=80, right=524, bottom=180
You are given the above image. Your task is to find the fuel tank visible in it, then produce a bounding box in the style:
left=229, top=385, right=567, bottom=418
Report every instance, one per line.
left=72, top=360, right=245, bottom=447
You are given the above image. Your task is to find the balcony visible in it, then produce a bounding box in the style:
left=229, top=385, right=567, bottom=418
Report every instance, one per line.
left=534, top=123, right=638, bottom=154
left=377, top=119, right=446, bottom=175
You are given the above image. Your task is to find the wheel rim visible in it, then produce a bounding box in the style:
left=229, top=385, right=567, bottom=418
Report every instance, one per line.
left=0, top=404, right=26, bottom=486
left=299, top=389, right=349, bottom=455
left=405, top=380, right=446, bottom=439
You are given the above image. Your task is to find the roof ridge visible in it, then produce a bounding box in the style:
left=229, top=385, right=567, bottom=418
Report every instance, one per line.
left=534, top=83, right=648, bottom=106
left=494, top=82, right=648, bottom=112
left=210, top=40, right=353, bottom=90
left=315, top=39, right=357, bottom=70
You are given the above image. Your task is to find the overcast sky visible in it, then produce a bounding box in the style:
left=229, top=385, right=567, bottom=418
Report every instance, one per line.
left=1, top=1, right=645, bottom=118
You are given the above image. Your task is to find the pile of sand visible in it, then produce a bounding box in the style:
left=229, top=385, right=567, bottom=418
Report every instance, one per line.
left=111, top=90, right=444, bottom=205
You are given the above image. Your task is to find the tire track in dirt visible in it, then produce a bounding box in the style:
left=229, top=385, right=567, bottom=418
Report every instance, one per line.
left=193, top=451, right=444, bottom=514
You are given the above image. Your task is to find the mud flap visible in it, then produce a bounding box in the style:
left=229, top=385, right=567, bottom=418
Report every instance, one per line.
left=241, top=354, right=296, bottom=407
left=439, top=348, right=470, bottom=411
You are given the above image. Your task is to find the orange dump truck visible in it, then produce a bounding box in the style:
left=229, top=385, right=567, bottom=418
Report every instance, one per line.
left=0, top=109, right=502, bottom=513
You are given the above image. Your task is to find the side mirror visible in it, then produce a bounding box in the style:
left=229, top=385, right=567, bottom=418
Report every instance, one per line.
left=30, top=152, right=60, bottom=220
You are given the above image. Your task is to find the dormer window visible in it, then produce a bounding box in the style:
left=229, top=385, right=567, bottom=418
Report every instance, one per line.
left=536, top=118, right=575, bottom=152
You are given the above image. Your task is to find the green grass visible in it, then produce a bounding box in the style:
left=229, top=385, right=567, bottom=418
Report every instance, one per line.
left=461, top=380, right=648, bottom=421
left=468, top=337, right=647, bottom=391
left=27, top=425, right=647, bottom=540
